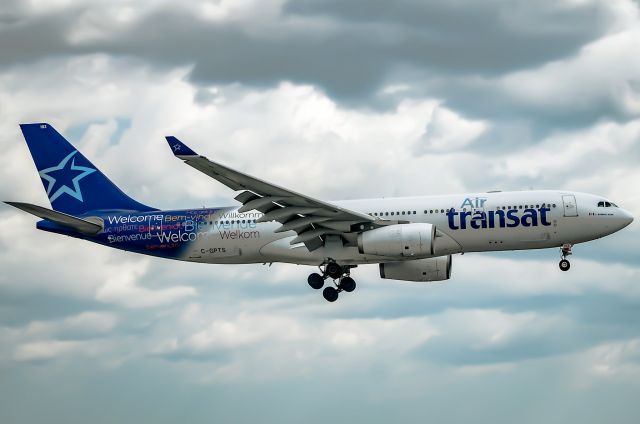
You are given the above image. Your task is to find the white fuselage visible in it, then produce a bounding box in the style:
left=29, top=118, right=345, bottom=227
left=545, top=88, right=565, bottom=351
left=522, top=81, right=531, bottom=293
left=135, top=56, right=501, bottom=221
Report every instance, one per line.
left=180, top=190, right=633, bottom=266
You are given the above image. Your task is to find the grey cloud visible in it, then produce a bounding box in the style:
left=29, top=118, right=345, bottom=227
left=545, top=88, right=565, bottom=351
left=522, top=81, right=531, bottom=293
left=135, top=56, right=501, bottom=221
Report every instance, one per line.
left=0, top=1, right=614, bottom=104
left=0, top=291, right=106, bottom=327
left=151, top=347, right=229, bottom=363
left=0, top=11, right=71, bottom=67
left=428, top=80, right=638, bottom=146
left=93, top=2, right=611, bottom=106
left=285, top=0, right=609, bottom=72
left=413, top=294, right=640, bottom=366
left=0, top=0, right=631, bottom=140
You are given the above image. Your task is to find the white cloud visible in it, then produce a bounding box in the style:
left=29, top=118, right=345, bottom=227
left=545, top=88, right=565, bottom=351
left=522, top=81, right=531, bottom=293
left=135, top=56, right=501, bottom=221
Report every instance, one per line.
left=587, top=339, right=640, bottom=379
left=95, top=259, right=197, bottom=308
left=24, top=311, right=118, bottom=337
left=418, top=105, right=488, bottom=152
left=489, top=118, right=640, bottom=212
left=13, top=339, right=108, bottom=362
left=500, top=28, right=640, bottom=117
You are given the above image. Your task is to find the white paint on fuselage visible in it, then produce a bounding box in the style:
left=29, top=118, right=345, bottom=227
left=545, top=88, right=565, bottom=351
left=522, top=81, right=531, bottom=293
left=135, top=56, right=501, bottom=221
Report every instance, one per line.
left=188, top=190, right=633, bottom=266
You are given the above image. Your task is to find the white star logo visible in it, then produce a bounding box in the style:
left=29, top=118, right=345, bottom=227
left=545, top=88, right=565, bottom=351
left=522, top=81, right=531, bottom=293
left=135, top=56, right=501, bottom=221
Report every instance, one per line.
left=173, top=143, right=181, bottom=152
left=38, top=150, right=97, bottom=203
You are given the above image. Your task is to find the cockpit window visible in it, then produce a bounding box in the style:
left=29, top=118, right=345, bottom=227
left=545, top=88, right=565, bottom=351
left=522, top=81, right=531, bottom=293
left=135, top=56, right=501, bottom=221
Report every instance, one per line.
left=597, top=201, right=618, bottom=208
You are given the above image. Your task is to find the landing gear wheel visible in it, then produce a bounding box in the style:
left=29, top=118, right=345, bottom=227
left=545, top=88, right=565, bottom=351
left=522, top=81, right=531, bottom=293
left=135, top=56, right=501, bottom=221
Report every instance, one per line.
left=308, top=273, right=325, bottom=290
left=322, top=286, right=339, bottom=302
left=340, top=277, right=356, bottom=293
left=325, top=262, right=342, bottom=279
left=559, top=259, right=570, bottom=271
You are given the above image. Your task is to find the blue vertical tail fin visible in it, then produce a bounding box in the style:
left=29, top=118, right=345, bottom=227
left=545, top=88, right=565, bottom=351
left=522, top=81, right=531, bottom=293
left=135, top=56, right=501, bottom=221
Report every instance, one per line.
left=20, top=123, right=156, bottom=216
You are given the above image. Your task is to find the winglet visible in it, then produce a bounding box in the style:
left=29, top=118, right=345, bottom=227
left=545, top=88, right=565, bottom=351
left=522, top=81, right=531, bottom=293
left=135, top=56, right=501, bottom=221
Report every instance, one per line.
left=166, top=136, right=198, bottom=157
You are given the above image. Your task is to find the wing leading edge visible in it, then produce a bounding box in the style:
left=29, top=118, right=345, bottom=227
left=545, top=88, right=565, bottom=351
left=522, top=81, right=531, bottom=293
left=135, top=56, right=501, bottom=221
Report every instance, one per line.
left=165, top=136, right=381, bottom=251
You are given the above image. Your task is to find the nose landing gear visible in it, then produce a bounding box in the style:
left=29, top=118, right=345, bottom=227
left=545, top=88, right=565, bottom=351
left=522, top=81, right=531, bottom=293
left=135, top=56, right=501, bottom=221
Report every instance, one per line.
left=307, top=260, right=357, bottom=302
left=559, top=244, right=572, bottom=271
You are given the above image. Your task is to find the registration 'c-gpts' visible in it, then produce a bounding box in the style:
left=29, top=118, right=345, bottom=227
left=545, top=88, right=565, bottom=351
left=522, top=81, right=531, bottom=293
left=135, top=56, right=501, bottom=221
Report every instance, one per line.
left=6, top=123, right=634, bottom=302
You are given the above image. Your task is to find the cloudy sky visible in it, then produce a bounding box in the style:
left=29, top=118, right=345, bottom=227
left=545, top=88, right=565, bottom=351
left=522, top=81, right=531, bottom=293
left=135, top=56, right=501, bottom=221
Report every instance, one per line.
left=1, top=0, right=640, bottom=422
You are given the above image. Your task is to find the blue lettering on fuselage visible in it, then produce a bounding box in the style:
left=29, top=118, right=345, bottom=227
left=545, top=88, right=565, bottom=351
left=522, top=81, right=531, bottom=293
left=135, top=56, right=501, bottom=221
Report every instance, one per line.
left=460, top=197, right=487, bottom=209
left=95, top=208, right=262, bottom=258
left=447, top=207, right=551, bottom=230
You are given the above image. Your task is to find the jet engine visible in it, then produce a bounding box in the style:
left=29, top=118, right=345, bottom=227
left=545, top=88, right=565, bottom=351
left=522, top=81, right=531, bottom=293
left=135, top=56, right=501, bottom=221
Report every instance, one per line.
left=357, top=223, right=435, bottom=258
left=379, top=255, right=452, bottom=282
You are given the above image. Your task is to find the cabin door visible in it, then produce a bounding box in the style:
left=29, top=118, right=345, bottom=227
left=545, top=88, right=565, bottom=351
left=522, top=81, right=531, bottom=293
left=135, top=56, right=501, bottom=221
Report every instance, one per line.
left=562, top=195, right=578, bottom=217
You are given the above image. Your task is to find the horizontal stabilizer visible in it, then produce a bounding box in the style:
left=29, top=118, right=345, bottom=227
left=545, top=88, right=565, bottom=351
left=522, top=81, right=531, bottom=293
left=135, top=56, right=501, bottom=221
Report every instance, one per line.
left=5, top=201, right=103, bottom=235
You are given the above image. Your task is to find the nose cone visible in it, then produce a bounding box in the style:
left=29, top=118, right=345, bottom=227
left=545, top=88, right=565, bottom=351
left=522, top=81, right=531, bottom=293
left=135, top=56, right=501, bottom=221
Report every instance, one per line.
left=621, top=209, right=634, bottom=228
left=616, top=209, right=633, bottom=229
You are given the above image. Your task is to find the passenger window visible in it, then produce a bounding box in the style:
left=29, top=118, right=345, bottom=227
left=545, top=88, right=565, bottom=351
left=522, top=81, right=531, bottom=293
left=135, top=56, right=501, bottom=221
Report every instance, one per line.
left=429, top=210, right=433, bottom=213
left=441, top=209, right=444, bottom=213
left=401, top=211, right=405, bottom=215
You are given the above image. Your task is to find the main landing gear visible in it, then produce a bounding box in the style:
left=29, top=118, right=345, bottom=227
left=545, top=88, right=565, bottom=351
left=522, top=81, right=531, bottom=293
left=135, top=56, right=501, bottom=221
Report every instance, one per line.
left=307, top=260, right=356, bottom=302
left=559, top=244, right=572, bottom=271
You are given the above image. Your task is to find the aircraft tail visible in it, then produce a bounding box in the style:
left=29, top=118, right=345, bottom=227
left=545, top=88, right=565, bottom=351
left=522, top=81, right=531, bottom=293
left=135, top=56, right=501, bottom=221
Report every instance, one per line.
left=19, top=123, right=156, bottom=216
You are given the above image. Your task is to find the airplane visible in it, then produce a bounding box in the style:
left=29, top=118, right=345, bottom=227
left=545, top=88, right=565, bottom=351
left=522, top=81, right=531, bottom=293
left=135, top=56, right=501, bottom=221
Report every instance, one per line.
left=5, top=123, right=634, bottom=302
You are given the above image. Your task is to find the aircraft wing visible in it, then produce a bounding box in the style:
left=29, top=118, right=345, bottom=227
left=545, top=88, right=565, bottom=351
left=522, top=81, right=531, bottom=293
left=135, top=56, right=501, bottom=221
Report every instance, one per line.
left=165, top=136, right=380, bottom=251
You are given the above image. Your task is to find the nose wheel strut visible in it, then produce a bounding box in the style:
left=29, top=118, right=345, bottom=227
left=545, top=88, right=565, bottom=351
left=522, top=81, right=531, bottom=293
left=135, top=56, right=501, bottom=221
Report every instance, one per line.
left=559, top=244, right=572, bottom=271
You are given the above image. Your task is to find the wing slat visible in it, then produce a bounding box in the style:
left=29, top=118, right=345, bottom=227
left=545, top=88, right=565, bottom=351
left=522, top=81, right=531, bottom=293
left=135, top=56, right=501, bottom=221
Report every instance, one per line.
left=238, top=196, right=288, bottom=213
left=234, top=190, right=259, bottom=204
left=257, top=207, right=321, bottom=223
left=290, top=228, right=343, bottom=245
left=275, top=216, right=332, bottom=233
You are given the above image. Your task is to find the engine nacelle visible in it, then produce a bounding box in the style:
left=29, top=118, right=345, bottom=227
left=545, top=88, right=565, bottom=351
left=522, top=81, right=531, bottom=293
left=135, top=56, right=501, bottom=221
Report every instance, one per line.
left=357, top=223, right=435, bottom=258
left=379, top=255, right=452, bottom=282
